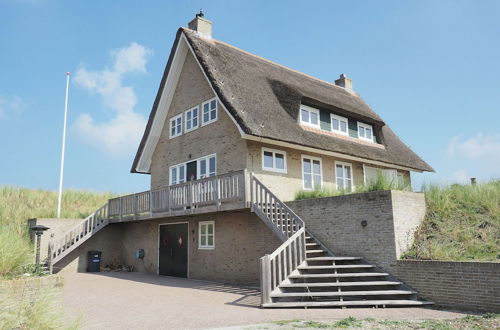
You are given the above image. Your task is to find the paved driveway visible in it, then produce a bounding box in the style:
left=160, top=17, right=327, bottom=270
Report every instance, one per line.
left=62, top=272, right=468, bottom=330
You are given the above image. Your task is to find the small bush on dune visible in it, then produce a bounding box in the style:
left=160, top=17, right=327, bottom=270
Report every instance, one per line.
left=0, top=224, right=32, bottom=278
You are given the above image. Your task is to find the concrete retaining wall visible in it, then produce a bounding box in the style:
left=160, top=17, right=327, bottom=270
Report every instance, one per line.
left=287, top=190, right=425, bottom=273
left=396, top=260, right=500, bottom=312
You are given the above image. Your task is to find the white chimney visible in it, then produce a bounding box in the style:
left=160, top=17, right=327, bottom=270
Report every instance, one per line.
left=335, top=74, right=353, bottom=92
left=188, top=10, right=212, bottom=39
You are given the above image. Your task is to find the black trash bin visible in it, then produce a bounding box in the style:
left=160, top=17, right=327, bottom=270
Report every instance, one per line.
left=87, top=251, right=101, bottom=272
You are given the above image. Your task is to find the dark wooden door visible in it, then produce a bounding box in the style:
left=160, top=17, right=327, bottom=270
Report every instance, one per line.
left=186, top=161, right=197, bottom=182
left=159, top=223, right=188, bottom=277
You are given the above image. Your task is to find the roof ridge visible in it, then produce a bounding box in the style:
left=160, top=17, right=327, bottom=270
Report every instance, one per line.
left=181, top=27, right=357, bottom=96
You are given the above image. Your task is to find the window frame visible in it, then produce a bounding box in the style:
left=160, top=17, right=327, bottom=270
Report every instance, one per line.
left=169, top=113, right=183, bottom=139
left=357, top=121, right=374, bottom=142
left=201, top=98, right=218, bottom=126
left=261, top=147, right=287, bottom=173
left=299, top=105, right=321, bottom=128
left=335, top=161, right=354, bottom=192
left=196, top=154, right=217, bottom=179
left=301, top=155, right=323, bottom=190
left=169, top=163, right=186, bottom=185
left=184, top=106, right=199, bottom=133
left=198, top=221, right=215, bottom=250
left=330, top=113, right=349, bottom=136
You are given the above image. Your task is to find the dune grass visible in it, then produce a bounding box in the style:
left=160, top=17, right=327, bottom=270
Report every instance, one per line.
left=403, top=180, right=500, bottom=261
left=0, top=186, right=116, bottom=278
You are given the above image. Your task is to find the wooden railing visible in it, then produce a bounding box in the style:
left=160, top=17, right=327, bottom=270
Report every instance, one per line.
left=260, top=227, right=306, bottom=304
left=108, top=170, right=246, bottom=220
left=250, top=176, right=307, bottom=305
left=47, top=203, right=109, bottom=270
left=250, top=176, right=304, bottom=241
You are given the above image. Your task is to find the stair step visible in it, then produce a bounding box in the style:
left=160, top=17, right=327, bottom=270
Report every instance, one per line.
left=299, top=265, right=374, bottom=270
left=271, top=290, right=416, bottom=298
left=280, top=281, right=402, bottom=288
left=306, top=243, right=319, bottom=247
left=289, top=272, right=388, bottom=279
left=262, top=300, right=433, bottom=308
left=306, top=256, right=362, bottom=261
left=306, top=250, right=326, bottom=254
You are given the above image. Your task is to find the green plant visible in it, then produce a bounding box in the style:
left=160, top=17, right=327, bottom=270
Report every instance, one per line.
left=0, top=224, right=32, bottom=278
left=403, top=180, right=500, bottom=261
left=356, top=170, right=411, bottom=193
left=333, top=317, right=361, bottom=328
left=294, top=187, right=340, bottom=200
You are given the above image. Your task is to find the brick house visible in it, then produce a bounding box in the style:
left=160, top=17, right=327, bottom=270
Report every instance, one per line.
left=47, top=13, right=434, bottom=308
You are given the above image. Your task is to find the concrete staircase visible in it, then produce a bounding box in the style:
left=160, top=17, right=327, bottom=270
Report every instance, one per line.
left=263, top=233, right=432, bottom=308
left=250, top=176, right=432, bottom=308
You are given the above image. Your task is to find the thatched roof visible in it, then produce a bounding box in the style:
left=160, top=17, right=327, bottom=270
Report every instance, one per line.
left=132, top=28, right=433, bottom=173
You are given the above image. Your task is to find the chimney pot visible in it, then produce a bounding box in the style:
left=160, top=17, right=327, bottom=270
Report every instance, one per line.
left=335, top=74, right=353, bottom=92
left=188, top=11, right=212, bottom=38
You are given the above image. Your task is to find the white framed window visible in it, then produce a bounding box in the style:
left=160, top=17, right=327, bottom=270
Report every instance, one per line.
left=202, top=98, right=217, bottom=126
left=357, top=122, right=374, bottom=142
left=331, top=114, right=349, bottom=136
left=197, top=154, right=216, bottom=179
left=301, top=155, right=322, bottom=190
left=363, top=165, right=399, bottom=185
left=169, top=164, right=186, bottom=185
left=335, top=161, right=353, bottom=192
left=300, top=105, right=320, bottom=128
left=185, top=106, right=199, bottom=132
left=199, top=221, right=215, bottom=249
left=262, top=148, right=287, bottom=173
left=169, top=114, right=183, bottom=138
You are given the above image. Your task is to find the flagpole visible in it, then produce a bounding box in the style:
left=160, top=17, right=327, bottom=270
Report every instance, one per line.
left=57, top=72, right=70, bottom=218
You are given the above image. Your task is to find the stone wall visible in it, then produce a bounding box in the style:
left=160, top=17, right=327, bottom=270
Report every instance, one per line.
left=121, top=210, right=281, bottom=286
left=396, top=260, right=500, bottom=312
left=286, top=190, right=425, bottom=273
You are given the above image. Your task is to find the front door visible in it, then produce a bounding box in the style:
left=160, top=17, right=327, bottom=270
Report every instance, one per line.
left=159, top=223, right=188, bottom=277
left=186, top=160, right=197, bottom=182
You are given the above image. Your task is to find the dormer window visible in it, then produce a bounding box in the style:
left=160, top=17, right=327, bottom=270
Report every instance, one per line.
left=331, top=114, right=348, bottom=136
left=357, top=122, right=374, bottom=142
left=202, top=98, right=217, bottom=126
left=300, top=105, right=320, bottom=128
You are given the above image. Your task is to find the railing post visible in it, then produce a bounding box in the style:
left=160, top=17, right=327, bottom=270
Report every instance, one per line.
left=260, top=255, right=272, bottom=306
left=215, top=177, right=221, bottom=211
left=250, top=174, right=254, bottom=211
left=119, top=197, right=123, bottom=221
left=47, top=242, right=53, bottom=274
left=189, top=181, right=194, bottom=211
left=149, top=190, right=153, bottom=217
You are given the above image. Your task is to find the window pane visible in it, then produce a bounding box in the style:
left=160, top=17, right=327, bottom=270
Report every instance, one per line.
left=210, top=100, right=216, bottom=109
left=203, top=112, right=209, bottom=123
left=304, top=173, right=312, bottom=189
left=179, top=166, right=185, bottom=182
left=201, top=224, right=206, bottom=234
left=207, top=224, right=213, bottom=234
left=301, top=109, right=309, bottom=122
left=345, top=166, right=351, bottom=179
left=275, top=153, right=285, bottom=170
left=303, top=159, right=311, bottom=173
left=263, top=151, right=274, bottom=168
left=187, top=111, right=192, bottom=121
left=336, top=165, right=343, bottom=179
left=172, top=168, right=177, bottom=184
left=200, top=159, right=206, bottom=177
left=359, top=126, right=365, bottom=137
left=193, top=108, right=198, bottom=117
left=207, top=235, right=214, bottom=246
left=312, top=160, right=321, bottom=175
left=332, top=118, right=339, bottom=130
left=193, top=117, right=198, bottom=127
left=366, top=128, right=372, bottom=139
left=336, top=178, right=344, bottom=188
left=209, top=157, right=216, bottom=175
left=171, top=125, right=175, bottom=136
left=340, top=121, right=347, bottom=132
left=201, top=235, right=206, bottom=246
left=310, top=112, right=318, bottom=125
left=346, top=179, right=352, bottom=192
left=313, top=174, right=321, bottom=188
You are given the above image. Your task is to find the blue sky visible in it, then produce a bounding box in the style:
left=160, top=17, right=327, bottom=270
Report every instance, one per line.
left=0, top=0, right=499, bottom=194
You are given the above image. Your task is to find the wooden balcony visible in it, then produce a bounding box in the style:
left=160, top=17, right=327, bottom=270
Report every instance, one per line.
left=107, top=170, right=248, bottom=222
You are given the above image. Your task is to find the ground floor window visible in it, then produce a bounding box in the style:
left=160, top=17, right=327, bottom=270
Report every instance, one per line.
left=302, top=156, right=322, bottom=190
left=262, top=147, right=287, bottom=173
left=199, top=221, right=215, bottom=249
left=364, top=165, right=401, bottom=185
left=170, top=164, right=186, bottom=185
left=335, top=162, right=353, bottom=192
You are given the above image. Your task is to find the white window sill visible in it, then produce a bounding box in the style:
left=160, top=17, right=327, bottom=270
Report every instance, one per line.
left=262, top=167, right=287, bottom=174
left=198, top=246, right=215, bottom=250
left=201, top=119, right=217, bottom=127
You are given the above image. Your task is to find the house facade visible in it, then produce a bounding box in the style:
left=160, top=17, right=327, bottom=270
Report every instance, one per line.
left=48, top=13, right=434, bottom=308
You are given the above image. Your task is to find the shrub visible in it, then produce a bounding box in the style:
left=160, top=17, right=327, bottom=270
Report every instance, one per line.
left=0, top=224, right=32, bottom=278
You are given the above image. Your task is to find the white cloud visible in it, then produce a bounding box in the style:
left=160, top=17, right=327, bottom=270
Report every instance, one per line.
left=448, top=133, right=500, bottom=160
left=74, top=42, right=153, bottom=155
left=0, top=95, right=24, bottom=119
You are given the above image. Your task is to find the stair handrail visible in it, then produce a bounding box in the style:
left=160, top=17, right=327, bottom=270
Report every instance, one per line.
left=250, top=175, right=304, bottom=241
left=250, top=175, right=308, bottom=305
left=47, top=202, right=109, bottom=271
